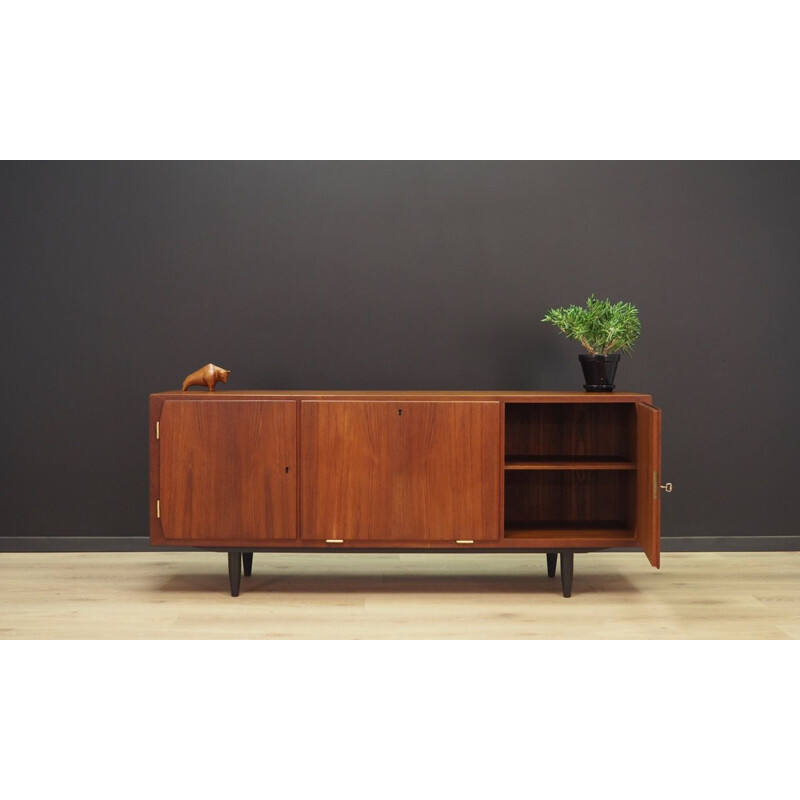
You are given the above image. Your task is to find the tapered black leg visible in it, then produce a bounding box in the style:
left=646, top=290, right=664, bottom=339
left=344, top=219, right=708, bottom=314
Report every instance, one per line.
left=243, top=552, right=253, bottom=577
left=228, top=552, right=242, bottom=597
left=560, top=551, right=574, bottom=598
left=546, top=552, right=557, bottom=578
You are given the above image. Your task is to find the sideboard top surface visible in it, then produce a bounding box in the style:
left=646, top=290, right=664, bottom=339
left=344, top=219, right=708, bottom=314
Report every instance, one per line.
left=151, top=390, right=653, bottom=403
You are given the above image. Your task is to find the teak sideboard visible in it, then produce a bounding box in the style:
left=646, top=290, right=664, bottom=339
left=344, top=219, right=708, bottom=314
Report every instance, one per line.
left=149, top=391, right=663, bottom=597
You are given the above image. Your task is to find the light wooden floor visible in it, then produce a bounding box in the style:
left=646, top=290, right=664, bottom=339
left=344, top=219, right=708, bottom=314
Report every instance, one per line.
left=1, top=551, right=799, bottom=639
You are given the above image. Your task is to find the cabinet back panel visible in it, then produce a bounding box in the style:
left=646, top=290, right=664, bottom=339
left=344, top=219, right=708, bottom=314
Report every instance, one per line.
left=504, top=403, right=635, bottom=461
left=504, top=470, right=634, bottom=527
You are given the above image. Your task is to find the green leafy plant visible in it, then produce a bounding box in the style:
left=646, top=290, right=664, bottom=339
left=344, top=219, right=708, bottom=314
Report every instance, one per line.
left=542, top=295, right=641, bottom=355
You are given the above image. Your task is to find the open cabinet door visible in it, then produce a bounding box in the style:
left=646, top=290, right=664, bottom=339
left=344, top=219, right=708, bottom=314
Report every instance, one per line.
left=636, top=402, right=662, bottom=567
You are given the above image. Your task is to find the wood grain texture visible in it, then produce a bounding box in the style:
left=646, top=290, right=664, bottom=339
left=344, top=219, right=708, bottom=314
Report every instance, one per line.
left=3, top=552, right=798, bottom=639
left=158, top=400, right=297, bottom=543
left=405, top=402, right=499, bottom=541
left=636, top=402, right=661, bottom=568
left=152, top=390, right=653, bottom=403
left=300, top=401, right=500, bottom=542
left=504, top=402, right=636, bottom=461
left=300, top=401, right=407, bottom=540
left=501, top=400, right=643, bottom=550
left=181, top=363, right=230, bottom=392
left=149, top=395, right=166, bottom=543
left=149, top=392, right=659, bottom=556
left=504, top=457, right=635, bottom=470
left=504, top=470, right=634, bottom=531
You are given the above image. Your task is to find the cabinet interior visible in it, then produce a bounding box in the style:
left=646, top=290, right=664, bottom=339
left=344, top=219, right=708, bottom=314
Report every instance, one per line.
left=503, top=403, right=637, bottom=539
left=504, top=402, right=635, bottom=464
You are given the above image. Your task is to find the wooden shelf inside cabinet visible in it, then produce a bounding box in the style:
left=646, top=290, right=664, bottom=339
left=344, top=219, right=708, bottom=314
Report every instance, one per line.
left=504, top=456, right=636, bottom=471
left=503, top=520, right=635, bottom=539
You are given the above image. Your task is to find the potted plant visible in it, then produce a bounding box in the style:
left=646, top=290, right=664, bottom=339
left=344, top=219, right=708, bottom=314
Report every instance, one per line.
left=542, top=295, right=641, bottom=392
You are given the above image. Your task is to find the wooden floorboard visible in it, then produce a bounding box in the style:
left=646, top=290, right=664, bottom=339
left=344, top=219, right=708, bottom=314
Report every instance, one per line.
left=1, top=551, right=799, bottom=639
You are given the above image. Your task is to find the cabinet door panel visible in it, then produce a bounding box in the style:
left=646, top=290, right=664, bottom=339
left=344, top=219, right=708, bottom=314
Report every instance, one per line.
left=407, top=402, right=500, bottom=541
left=300, top=401, right=407, bottom=540
left=300, top=400, right=500, bottom=542
left=160, top=400, right=297, bottom=542
left=635, top=402, right=661, bottom=567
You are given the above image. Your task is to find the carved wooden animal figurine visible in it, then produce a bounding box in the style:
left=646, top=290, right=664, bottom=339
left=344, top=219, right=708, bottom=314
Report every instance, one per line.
left=182, top=364, right=230, bottom=392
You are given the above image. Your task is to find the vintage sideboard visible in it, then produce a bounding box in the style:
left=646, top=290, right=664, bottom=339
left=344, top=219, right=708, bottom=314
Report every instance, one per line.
left=149, top=391, right=663, bottom=596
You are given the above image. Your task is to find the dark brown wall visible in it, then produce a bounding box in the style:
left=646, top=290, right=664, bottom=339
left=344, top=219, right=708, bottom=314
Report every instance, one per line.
left=3, top=161, right=799, bottom=544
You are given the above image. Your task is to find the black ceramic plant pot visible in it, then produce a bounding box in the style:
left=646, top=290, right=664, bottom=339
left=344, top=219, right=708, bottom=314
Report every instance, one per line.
left=579, top=354, right=620, bottom=392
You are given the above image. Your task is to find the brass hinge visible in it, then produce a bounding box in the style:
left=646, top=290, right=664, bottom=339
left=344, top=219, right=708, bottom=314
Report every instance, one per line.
left=156, top=421, right=160, bottom=440
left=156, top=500, right=161, bottom=518
left=456, top=539, right=474, bottom=545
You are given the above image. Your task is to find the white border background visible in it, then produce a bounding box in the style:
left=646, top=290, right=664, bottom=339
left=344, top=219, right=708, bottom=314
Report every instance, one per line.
left=3, top=2, right=798, bottom=797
